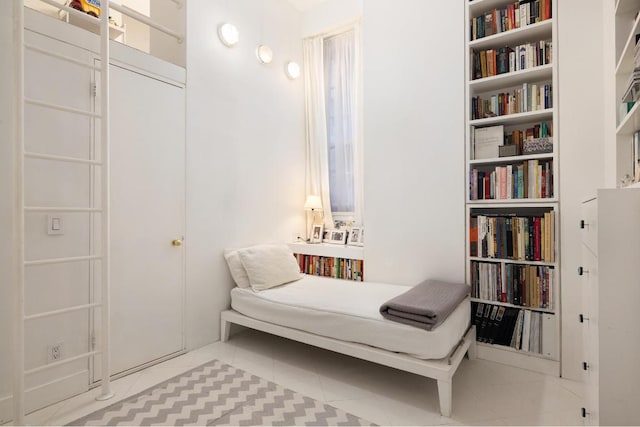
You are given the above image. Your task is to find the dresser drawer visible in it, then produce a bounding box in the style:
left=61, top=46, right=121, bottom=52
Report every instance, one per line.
left=580, top=198, right=598, bottom=255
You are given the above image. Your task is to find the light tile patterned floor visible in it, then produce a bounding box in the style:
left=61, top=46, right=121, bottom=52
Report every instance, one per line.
left=27, top=329, right=584, bottom=426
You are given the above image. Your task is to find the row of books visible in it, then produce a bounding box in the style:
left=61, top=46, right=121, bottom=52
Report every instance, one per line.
left=504, top=121, right=552, bottom=147
left=471, top=261, right=554, bottom=309
left=471, top=83, right=552, bottom=120
left=469, top=159, right=554, bottom=200
left=472, top=302, right=547, bottom=354
left=469, top=212, right=556, bottom=262
left=294, top=254, right=364, bottom=281
left=470, top=0, right=552, bottom=41
left=472, top=40, right=552, bottom=80
left=622, top=36, right=640, bottom=103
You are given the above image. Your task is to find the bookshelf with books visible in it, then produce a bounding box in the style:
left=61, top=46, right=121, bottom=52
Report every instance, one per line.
left=609, top=0, right=640, bottom=186
left=288, top=242, right=365, bottom=282
left=465, top=0, right=559, bottom=374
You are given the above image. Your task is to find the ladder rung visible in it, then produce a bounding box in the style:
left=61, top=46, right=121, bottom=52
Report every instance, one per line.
left=24, top=44, right=100, bottom=71
left=25, top=255, right=102, bottom=267
left=25, top=151, right=102, bottom=166
left=25, top=98, right=101, bottom=118
left=25, top=351, right=101, bottom=375
left=25, top=303, right=102, bottom=321
left=24, top=207, right=102, bottom=213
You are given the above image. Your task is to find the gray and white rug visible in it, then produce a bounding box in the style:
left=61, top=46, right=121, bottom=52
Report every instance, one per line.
left=69, top=359, right=374, bottom=426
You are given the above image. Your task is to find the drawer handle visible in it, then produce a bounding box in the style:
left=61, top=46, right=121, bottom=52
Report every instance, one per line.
left=581, top=407, right=588, bottom=418
left=579, top=314, right=589, bottom=323
left=580, top=220, right=586, bottom=229
left=583, top=361, right=589, bottom=371
left=578, top=266, right=589, bottom=276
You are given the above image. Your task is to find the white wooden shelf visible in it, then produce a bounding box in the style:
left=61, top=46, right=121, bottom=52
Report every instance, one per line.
left=467, top=198, right=558, bottom=205
left=469, top=64, right=553, bottom=95
left=470, top=109, right=553, bottom=127
left=288, top=242, right=364, bottom=260
left=617, top=101, right=640, bottom=135
left=63, top=11, right=125, bottom=40
left=614, top=10, right=640, bottom=74
left=470, top=152, right=554, bottom=165
left=470, top=298, right=556, bottom=314
left=476, top=342, right=557, bottom=361
left=469, top=20, right=553, bottom=51
left=469, top=256, right=556, bottom=267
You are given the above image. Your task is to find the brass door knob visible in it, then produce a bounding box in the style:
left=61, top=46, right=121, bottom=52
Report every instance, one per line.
left=172, top=239, right=183, bottom=247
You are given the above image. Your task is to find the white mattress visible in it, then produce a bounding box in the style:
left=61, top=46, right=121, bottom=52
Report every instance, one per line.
left=230, top=275, right=470, bottom=360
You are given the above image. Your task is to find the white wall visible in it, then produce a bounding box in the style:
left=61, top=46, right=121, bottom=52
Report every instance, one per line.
left=301, top=0, right=362, bottom=37
left=0, top=3, right=15, bottom=424
left=185, top=0, right=306, bottom=349
left=362, top=0, right=465, bottom=285
left=557, top=0, right=606, bottom=380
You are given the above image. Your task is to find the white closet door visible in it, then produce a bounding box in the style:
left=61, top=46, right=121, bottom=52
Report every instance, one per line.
left=105, top=64, right=186, bottom=376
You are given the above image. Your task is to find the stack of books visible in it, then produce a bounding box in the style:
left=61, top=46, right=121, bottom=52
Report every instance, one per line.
left=622, top=37, right=640, bottom=103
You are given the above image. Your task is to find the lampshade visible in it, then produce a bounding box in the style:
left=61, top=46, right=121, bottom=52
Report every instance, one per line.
left=304, top=195, right=322, bottom=211
left=218, top=23, right=239, bottom=47
left=256, top=45, right=273, bottom=64
left=285, top=61, right=301, bottom=79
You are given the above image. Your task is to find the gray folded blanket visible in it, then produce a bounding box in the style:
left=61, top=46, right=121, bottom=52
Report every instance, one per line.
left=379, top=279, right=470, bottom=331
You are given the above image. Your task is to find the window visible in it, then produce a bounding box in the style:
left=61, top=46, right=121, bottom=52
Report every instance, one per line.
left=304, top=24, right=362, bottom=227
left=324, top=30, right=357, bottom=216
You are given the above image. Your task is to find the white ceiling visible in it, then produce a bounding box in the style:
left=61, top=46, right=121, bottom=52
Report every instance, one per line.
left=287, top=0, right=328, bottom=12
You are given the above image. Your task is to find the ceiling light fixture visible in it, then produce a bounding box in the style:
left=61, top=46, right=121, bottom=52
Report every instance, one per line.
left=256, top=45, right=273, bottom=64
left=285, top=61, right=301, bottom=80
left=218, top=23, right=239, bottom=47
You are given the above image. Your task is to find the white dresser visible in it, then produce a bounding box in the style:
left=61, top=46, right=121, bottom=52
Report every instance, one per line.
left=579, top=189, right=640, bottom=426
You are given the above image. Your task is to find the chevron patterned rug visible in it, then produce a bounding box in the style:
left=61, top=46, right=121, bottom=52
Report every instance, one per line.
left=69, top=359, right=374, bottom=426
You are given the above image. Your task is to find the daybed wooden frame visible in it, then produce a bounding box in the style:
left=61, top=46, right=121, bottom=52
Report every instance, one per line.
left=221, top=309, right=477, bottom=417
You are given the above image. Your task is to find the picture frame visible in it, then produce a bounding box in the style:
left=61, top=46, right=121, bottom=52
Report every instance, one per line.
left=322, top=229, right=332, bottom=243
left=327, top=229, right=348, bottom=245
left=347, top=227, right=364, bottom=246
left=310, top=224, right=324, bottom=243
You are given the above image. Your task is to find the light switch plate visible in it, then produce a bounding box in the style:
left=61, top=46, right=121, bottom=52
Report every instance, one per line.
left=47, top=215, right=64, bottom=235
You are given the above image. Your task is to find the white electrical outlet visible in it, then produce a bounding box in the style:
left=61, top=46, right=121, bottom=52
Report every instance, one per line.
left=47, top=343, right=63, bottom=363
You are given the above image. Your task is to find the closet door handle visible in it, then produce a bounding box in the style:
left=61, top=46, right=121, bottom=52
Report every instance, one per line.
left=579, top=314, right=589, bottom=323
left=581, top=407, right=588, bottom=418
left=578, top=266, right=588, bottom=276
left=583, top=361, right=589, bottom=371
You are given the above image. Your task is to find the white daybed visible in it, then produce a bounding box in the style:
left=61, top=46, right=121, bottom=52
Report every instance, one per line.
left=221, top=275, right=476, bottom=417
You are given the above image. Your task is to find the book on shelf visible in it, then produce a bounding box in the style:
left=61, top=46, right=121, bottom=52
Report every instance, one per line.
left=294, top=253, right=364, bottom=281
left=471, top=301, right=551, bottom=354
left=473, top=125, right=504, bottom=159
left=469, top=159, right=554, bottom=200
left=470, top=211, right=555, bottom=262
left=472, top=40, right=552, bottom=80
left=470, top=0, right=552, bottom=42
left=471, top=83, right=552, bottom=120
left=471, top=261, right=554, bottom=309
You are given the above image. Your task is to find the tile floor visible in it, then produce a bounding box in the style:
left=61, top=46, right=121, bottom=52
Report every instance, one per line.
left=25, top=329, right=585, bottom=426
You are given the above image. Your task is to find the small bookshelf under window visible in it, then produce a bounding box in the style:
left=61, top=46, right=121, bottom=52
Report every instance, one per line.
left=288, top=242, right=364, bottom=282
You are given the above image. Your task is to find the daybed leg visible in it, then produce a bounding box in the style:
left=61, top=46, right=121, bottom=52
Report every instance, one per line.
left=467, top=340, right=477, bottom=360
left=221, top=317, right=231, bottom=342
left=437, top=379, right=452, bottom=418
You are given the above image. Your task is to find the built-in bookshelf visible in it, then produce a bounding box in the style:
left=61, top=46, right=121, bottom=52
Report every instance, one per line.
left=465, top=0, right=559, bottom=374
left=288, top=242, right=364, bottom=282
left=611, top=0, right=640, bottom=186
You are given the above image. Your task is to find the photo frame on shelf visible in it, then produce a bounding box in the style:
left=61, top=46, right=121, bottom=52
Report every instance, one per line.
left=322, top=229, right=333, bottom=243
left=310, top=224, right=324, bottom=243
left=347, top=227, right=364, bottom=246
left=327, top=229, right=348, bottom=245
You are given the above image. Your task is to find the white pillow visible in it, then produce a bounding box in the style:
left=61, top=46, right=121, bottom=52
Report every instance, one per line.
left=223, top=249, right=251, bottom=289
left=237, top=244, right=302, bottom=291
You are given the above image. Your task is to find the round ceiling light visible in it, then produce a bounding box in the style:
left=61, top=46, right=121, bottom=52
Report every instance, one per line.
left=218, top=23, right=239, bottom=47
left=285, top=61, right=301, bottom=80
left=256, top=45, right=273, bottom=64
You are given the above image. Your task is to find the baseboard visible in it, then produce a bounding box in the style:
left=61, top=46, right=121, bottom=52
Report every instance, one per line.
left=477, top=343, right=560, bottom=376
left=0, top=370, right=88, bottom=424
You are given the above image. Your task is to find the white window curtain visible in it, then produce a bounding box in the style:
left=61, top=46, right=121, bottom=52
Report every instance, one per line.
left=304, top=23, right=363, bottom=228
